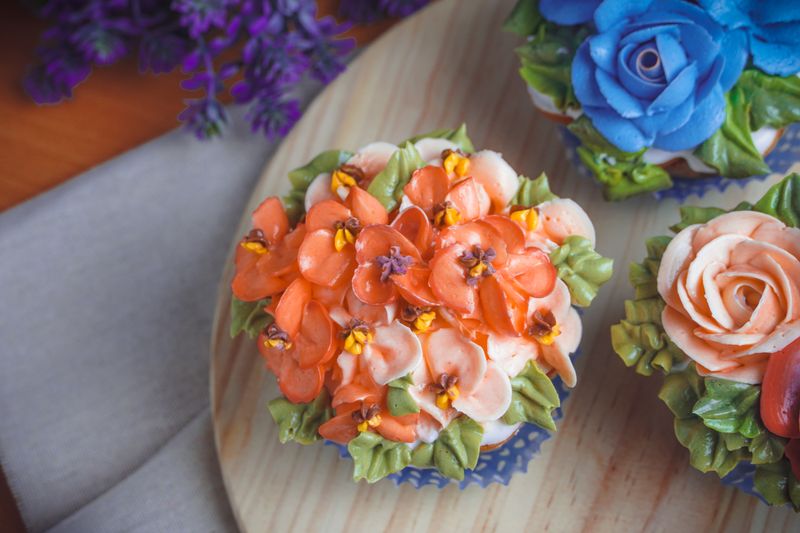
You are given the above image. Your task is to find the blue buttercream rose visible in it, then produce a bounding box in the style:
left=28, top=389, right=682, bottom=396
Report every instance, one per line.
left=571, top=0, right=747, bottom=152
left=539, top=0, right=601, bottom=25
left=699, top=0, right=800, bottom=76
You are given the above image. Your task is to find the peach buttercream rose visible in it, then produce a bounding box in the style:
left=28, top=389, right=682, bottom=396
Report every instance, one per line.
left=657, top=211, right=800, bottom=384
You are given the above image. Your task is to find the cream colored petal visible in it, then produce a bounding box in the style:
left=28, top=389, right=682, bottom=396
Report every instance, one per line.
left=452, top=361, right=513, bottom=423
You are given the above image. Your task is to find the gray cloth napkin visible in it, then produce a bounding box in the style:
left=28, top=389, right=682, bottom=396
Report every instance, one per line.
left=0, top=94, right=319, bottom=531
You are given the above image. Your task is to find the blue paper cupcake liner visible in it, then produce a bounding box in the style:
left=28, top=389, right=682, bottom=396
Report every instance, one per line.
left=721, top=462, right=765, bottom=504
left=559, top=123, right=800, bottom=202
left=326, top=356, right=576, bottom=489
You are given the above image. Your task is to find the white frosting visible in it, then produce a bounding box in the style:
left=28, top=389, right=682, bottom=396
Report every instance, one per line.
left=527, top=87, right=582, bottom=119
left=642, top=147, right=716, bottom=174
left=480, top=420, right=522, bottom=447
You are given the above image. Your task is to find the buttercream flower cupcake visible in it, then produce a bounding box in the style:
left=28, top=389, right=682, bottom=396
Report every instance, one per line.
left=229, top=125, right=613, bottom=486
left=612, top=173, right=800, bottom=507
left=505, top=0, right=800, bottom=201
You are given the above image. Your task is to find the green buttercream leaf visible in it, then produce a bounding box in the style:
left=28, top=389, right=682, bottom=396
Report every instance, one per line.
left=515, top=22, right=587, bottom=112
left=754, top=460, right=800, bottom=510
left=673, top=417, right=745, bottom=477
left=611, top=236, right=686, bottom=375
left=283, top=149, right=353, bottom=223
left=366, top=141, right=425, bottom=212
left=511, top=172, right=558, bottom=207
left=386, top=374, right=419, bottom=416
left=503, top=0, right=543, bottom=37
left=229, top=296, right=272, bottom=339
left=658, top=368, right=703, bottom=419
left=431, top=417, right=483, bottom=481
left=549, top=235, right=614, bottom=307
left=403, top=123, right=475, bottom=153
left=267, top=389, right=333, bottom=445
left=694, top=86, right=770, bottom=178
left=669, top=206, right=729, bottom=233
left=753, top=172, right=800, bottom=228
left=501, top=360, right=560, bottom=430
left=347, top=431, right=412, bottom=483
left=691, top=378, right=761, bottom=437
left=737, top=69, right=800, bottom=130
left=410, top=442, right=434, bottom=468
left=749, top=431, right=786, bottom=465
left=568, top=117, right=672, bottom=200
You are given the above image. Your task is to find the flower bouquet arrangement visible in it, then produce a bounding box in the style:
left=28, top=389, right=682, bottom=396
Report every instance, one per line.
left=612, top=173, right=800, bottom=507
left=505, top=0, right=800, bottom=201
left=229, top=125, right=613, bottom=485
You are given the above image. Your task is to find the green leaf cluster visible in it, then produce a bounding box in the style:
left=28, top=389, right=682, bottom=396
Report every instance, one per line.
left=505, top=0, right=587, bottom=112
left=229, top=296, right=272, bottom=339
left=267, top=390, right=333, bottom=445
left=737, top=69, right=800, bottom=131
left=501, top=361, right=560, bottom=430
left=549, top=235, right=614, bottom=307
left=568, top=117, right=672, bottom=201
left=386, top=374, right=419, bottom=416
left=753, top=172, right=800, bottom=228
left=410, top=417, right=483, bottom=481
left=511, top=172, right=558, bottom=207
left=755, top=460, right=800, bottom=510
left=611, top=236, right=686, bottom=376
left=282, top=149, right=353, bottom=223
left=366, top=141, right=425, bottom=212
left=347, top=432, right=412, bottom=483
left=403, top=123, right=475, bottom=153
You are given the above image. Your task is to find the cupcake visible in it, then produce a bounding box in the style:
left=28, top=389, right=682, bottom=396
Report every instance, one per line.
left=505, top=0, right=800, bottom=201
left=229, top=125, right=613, bottom=485
left=612, top=172, right=800, bottom=508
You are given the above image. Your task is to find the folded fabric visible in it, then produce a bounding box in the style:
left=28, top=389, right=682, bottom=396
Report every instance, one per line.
left=0, top=99, right=316, bottom=531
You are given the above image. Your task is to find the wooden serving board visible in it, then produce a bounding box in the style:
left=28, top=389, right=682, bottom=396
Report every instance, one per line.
left=210, top=1, right=800, bottom=531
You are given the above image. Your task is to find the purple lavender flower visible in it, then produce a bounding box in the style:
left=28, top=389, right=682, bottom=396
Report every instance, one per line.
left=178, top=97, right=228, bottom=139
left=379, top=0, right=428, bottom=18
left=172, top=0, right=230, bottom=38
left=139, top=33, right=193, bottom=74
left=246, top=93, right=301, bottom=140
left=298, top=16, right=355, bottom=84
left=338, top=0, right=384, bottom=24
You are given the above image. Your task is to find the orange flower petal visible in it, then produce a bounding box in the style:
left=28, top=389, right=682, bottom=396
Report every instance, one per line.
left=278, top=354, right=324, bottom=404
left=318, top=413, right=359, bottom=445
left=393, top=264, right=440, bottom=307
left=257, top=330, right=284, bottom=375
left=429, top=244, right=477, bottom=315
left=346, top=289, right=397, bottom=326
left=355, top=225, right=423, bottom=264
left=479, top=215, right=527, bottom=253
left=402, top=165, right=450, bottom=216
left=346, top=186, right=389, bottom=226
left=362, top=322, right=423, bottom=385
left=479, top=274, right=528, bottom=336
left=306, top=200, right=352, bottom=232
left=297, top=229, right=356, bottom=287
left=376, top=413, right=418, bottom=443
left=251, top=196, right=289, bottom=244
left=444, top=177, right=490, bottom=221
left=391, top=206, right=433, bottom=258
left=313, top=282, right=349, bottom=308
left=295, top=300, right=336, bottom=369
left=332, top=380, right=382, bottom=408
left=505, top=249, right=557, bottom=298
left=274, top=277, right=313, bottom=338
left=352, top=262, right=398, bottom=306
left=423, top=328, right=487, bottom=396
left=438, top=221, right=508, bottom=266
left=232, top=245, right=290, bottom=300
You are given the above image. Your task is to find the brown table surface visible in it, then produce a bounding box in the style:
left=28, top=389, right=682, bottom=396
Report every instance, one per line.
left=0, top=2, right=394, bottom=530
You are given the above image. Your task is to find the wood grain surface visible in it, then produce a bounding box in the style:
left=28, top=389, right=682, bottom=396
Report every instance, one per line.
left=210, top=1, right=800, bottom=531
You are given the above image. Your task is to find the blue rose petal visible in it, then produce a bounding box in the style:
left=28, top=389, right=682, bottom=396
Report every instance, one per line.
left=596, top=68, right=645, bottom=119
left=751, top=39, right=800, bottom=77
left=717, top=30, right=748, bottom=91
left=539, top=0, right=601, bottom=25
left=587, top=105, right=652, bottom=152
left=647, top=62, right=696, bottom=115
left=589, top=29, right=624, bottom=74
left=572, top=42, right=607, bottom=108
left=655, top=33, right=687, bottom=82
left=654, top=85, right=725, bottom=151
left=617, top=47, right=663, bottom=99
left=594, top=0, right=651, bottom=33
left=695, top=57, right=724, bottom=101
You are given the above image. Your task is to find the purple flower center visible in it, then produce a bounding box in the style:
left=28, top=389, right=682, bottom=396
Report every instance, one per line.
left=375, top=245, right=413, bottom=282
left=459, top=245, right=496, bottom=286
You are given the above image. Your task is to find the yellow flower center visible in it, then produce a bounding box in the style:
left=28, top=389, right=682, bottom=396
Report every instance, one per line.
left=265, top=337, right=292, bottom=350
left=343, top=328, right=373, bottom=355
left=333, top=227, right=356, bottom=252
left=435, top=385, right=460, bottom=410
left=357, top=414, right=381, bottom=432
left=534, top=323, right=561, bottom=346
left=331, top=168, right=358, bottom=192
left=443, top=150, right=470, bottom=177
left=434, top=205, right=461, bottom=227
left=468, top=262, right=488, bottom=278
left=240, top=241, right=268, bottom=254
left=511, top=207, right=539, bottom=231
left=412, top=311, right=436, bottom=334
